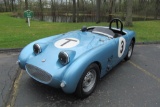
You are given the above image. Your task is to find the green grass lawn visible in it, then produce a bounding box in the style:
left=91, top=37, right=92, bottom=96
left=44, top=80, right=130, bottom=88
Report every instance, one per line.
left=0, top=12, right=160, bottom=48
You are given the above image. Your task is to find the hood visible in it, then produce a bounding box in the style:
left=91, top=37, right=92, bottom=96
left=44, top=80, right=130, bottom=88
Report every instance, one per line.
left=26, top=30, right=110, bottom=75
left=48, top=30, right=110, bottom=57
left=53, top=30, right=109, bottom=50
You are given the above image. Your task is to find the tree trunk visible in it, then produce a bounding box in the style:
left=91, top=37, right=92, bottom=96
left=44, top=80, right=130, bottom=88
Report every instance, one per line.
left=119, top=0, right=122, bottom=12
left=91, top=0, right=94, bottom=22
left=125, top=0, right=133, bottom=27
left=72, top=0, right=76, bottom=22
left=154, top=0, right=159, bottom=19
left=3, top=0, right=8, bottom=12
left=25, top=0, right=28, bottom=22
left=25, top=0, right=28, bottom=10
left=81, top=0, right=85, bottom=22
left=10, top=0, right=14, bottom=11
left=108, top=0, right=116, bottom=22
left=77, top=0, right=79, bottom=22
left=66, top=0, right=68, bottom=22
left=18, top=0, right=22, bottom=13
left=96, top=0, right=101, bottom=23
left=51, top=0, right=56, bottom=22
left=5, top=0, right=11, bottom=11
left=39, top=0, right=43, bottom=21
left=144, top=0, right=149, bottom=20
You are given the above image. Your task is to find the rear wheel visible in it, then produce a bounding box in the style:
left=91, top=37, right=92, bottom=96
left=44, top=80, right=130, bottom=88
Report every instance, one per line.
left=75, top=63, right=100, bottom=98
left=125, top=40, right=134, bottom=60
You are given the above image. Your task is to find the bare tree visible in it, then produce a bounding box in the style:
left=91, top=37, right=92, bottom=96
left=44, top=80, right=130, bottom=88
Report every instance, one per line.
left=143, top=0, right=149, bottom=20
left=1, top=0, right=158, bottom=22
left=96, top=0, right=101, bottom=23
left=72, top=0, right=76, bottom=22
left=51, top=0, right=56, bottom=22
left=17, top=0, right=22, bottom=11
left=125, top=0, right=133, bottom=27
left=39, top=0, right=43, bottom=21
left=119, top=0, right=122, bottom=12
left=77, top=0, right=79, bottom=22
left=154, top=0, right=159, bottom=19
left=24, top=0, right=28, bottom=22
left=91, top=0, right=95, bottom=22
left=10, top=0, right=15, bottom=11
left=25, top=0, right=28, bottom=10
left=81, top=0, right=85, bottom=21
left=65, top=0, right=68, bottom=22
left=3, top=0, right=8, bottom=11
left=108, top=0, right=116, bottom=22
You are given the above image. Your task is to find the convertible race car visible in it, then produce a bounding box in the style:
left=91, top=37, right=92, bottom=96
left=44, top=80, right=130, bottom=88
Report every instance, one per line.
left=18, top=18, right=136, bottom=98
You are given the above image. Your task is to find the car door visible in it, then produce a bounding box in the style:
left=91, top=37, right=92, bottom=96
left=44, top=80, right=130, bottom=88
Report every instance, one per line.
left=100, top=38, right=116, bottom=76
left=112, top=36, right=129, bottom=66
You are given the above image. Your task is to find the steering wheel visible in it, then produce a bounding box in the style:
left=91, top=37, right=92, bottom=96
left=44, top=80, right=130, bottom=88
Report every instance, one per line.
left=109, top=18, right=123, bottom=34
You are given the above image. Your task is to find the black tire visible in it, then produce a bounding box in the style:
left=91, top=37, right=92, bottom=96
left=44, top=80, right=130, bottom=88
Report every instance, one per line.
left=75, top=63, right=100, bottom=98
left=125, top=40, right=134, bottom=60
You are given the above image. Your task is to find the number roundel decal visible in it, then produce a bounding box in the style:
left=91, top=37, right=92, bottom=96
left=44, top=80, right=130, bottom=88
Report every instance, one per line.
left=54, top=38, right=80, bottom=49
left=118, top=37, right=126, bottom=58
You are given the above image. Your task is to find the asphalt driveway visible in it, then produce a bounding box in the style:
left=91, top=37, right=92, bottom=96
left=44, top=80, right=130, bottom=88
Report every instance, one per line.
left=1, top=44, right=160, bottom=107
left=0, top=52, right=19, bottom=107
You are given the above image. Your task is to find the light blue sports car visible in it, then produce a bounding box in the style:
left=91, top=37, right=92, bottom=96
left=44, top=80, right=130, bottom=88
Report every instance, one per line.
left=18, top=18, right=136, bottom=98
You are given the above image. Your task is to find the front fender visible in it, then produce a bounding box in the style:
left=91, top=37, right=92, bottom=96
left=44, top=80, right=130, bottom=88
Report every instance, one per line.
left=18, top=35, right=59, bottom=69
left=61, top=55, right=91, bottom=93
left=18, top=42, right=34, bottom=69
left=61, top=42, right=114, bottom=93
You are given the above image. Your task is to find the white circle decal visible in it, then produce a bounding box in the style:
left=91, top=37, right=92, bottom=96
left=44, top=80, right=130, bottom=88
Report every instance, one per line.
left=54, top=38, right=79, bottom=48
left=118, top=37, right=126, bottom=58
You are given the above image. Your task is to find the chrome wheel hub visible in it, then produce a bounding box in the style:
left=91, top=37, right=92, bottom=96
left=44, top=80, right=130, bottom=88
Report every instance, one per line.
left=82, top=69, right=96, bottom=92
left=128, top=45, right=132, bottom=57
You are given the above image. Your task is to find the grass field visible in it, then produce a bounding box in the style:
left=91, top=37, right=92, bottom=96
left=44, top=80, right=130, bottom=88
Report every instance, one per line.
left=0, top=12, right=160, bottom=48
